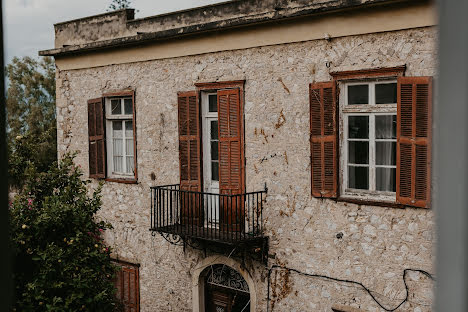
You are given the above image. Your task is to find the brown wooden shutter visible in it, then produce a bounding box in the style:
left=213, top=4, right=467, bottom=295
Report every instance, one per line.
left=218, top=88, right=244, bottom=195
left=397, top=76, right=432, bottom=208
left=178, top=91, right=202, bottom=225
left=309, top=82, right=337, bottom=198
left=217, top=88, right=244, bottom=231
left=88, top=98, right=106, bottom=178
left=114, top=262, right=139, bottom=312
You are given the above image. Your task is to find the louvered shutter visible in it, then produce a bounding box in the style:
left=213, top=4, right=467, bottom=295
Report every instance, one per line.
left=309, top=82, right=337, bottom=198
left=218, top=88, right=244, bottom=231
left=178, top=91, right=203, bottom=226
left=397, top=76, right=432, bottom=208
left=114, top=262, right=139, bottom=312
left=88, top=98, right=106, bottom=178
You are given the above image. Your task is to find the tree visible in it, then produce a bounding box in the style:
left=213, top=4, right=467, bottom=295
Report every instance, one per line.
left=5, top=56, right=56, bottom=189
left=10, top=153, right=120, bottom=311
left=108, top=0, right=133, bottom=11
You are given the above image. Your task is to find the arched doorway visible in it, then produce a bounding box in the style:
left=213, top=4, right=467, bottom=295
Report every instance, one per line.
left=203, top=264, right=250, bottom=312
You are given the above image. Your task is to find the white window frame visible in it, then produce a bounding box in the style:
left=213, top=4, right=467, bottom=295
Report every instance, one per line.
left=201, top=91, right=220, bottom=225
left=105, top=97, right=135, bottom=179
left=339, top=79, right=397, bottom=202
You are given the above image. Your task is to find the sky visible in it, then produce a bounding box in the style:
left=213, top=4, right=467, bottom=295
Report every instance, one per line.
left=3, top=0, right=227, bottom=65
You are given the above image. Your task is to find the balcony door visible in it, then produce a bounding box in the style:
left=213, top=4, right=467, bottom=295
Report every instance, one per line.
left=202, top=92, right=220, bottom=225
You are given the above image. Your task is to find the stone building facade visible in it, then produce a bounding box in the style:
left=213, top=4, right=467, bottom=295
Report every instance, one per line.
left=40, top=0, right=437, bottom=311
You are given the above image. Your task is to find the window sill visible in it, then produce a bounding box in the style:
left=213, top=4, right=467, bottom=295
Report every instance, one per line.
left=337, top=196, right=403, bottom=209
left=105, top=177, right=138, bottom=184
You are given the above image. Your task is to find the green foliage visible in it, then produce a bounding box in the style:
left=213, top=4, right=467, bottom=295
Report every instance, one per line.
left=10, top=153, right=120, bottom=311
left=6, top=56, right=57, bottom=189
left=108, top=0, right=133, bottom=11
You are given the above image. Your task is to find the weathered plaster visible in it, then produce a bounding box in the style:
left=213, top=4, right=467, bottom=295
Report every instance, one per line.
left=56, top=27, right=437, bottom=311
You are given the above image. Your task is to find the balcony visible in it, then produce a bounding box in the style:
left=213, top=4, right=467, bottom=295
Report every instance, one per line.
left=150, top=184, right=268, bottom=263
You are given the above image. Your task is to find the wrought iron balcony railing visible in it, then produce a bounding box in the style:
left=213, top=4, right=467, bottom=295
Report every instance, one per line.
left=150, top=184, right=267, bottom=246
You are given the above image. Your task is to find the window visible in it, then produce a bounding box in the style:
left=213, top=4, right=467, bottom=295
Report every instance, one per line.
left=177, top=81, right=245, bottom=229
left=202, top=93, right=220, bottom=192
left=309, top=71, right=432, bottom=208
left=113, top=260, right=139, bottom=312
left=106, top=97, right=135, bottom=177
left=340, top=80, right=397, bottom=201
left=87, top=90, right=137, bottom=182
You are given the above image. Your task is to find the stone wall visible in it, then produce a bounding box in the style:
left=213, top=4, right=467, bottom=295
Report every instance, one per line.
left=56, top=26, right=437, bottom=312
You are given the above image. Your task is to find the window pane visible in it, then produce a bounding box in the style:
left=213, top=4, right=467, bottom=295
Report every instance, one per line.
left=348, top=166, right=369, bottom=190
left=124, top=98, right=133, bottom=115
left=111, top=99, right=121, bottom=115
left=376, top=167, right=396, bottom=192
left=125, top=120, right=133, bottom=137
left=348, top=141, right=369, bottom=164
left=210, top=121, right=218, bottom=140
left=375, top=83, right=397, bottom=104
left=376, top=115, right=396, bottom=139
left=211, top=162, right=219, bottom=181
left=112, top=121, right=122, bottom=138
left=211, top=141, right=218, bottom=161
left=348, top=116, right=369, bottom=139
left=113, top=156, right=123, bottom=173
left=126, top=138, right=134, bottom=156
left=376, top=142, right=396, bottom=166
left=348, top=85, right=369, bottom=105
left=126, top=156, right=134, bottom=174
left=209, top=94, right=217, bottom=112
left=113, top=138, right=123, bottom=156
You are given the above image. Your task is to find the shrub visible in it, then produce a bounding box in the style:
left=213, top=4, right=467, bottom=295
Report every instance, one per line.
left=10, top=153, right=120, bottom=311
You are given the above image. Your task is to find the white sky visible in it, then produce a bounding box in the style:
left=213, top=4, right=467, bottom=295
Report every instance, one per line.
left=3, top=0, right=226, bottom=64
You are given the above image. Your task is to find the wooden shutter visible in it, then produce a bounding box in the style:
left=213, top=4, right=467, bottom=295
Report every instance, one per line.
left=218, top=88, right=244, bottom=231
left=114, top=262, right=139, bottom=312
left=397, top=76, right=432, bottom=208
left=178, top=91, right=202, bottom=226
left=309, top=82, right=337, bottom=198
left=88, top=98, right=106, bottom=178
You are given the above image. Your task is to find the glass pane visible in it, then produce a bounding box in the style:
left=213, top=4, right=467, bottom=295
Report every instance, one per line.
left=111, top=99, right=121, bottom=115
left=211, top=141, right=218, bottom=161
left=211, top=162, right=219, bottom=181
left=348, top=116, right=369, bottom=139
left=124, top=98, right=133, bottom=115
left=376, top=167, right=396, bottom=192
left=126, top=139, right=134, bottom=156
left=126, top=156, right=134, bottom=174
left=209, top=94, right=217, bottom=112
left=113, top=156, right=123, bottom=173
left=348, top=166, right=369, bottom=190
left=376, top=115, right=396, bottom=139
left=113, top=139, right=123, bottom=156
left=348, top=141, right=369, bottom=164
left=210, top=121, right=218, bottom=140
left=125, top=120, right=133, bottom=137
left=112, top=121, right=122, bottom=138
left=376, top=142, right=396, bottom=166
left=348, top=85, right=369, bottom=105
left=376, top=83, right=397, bottom=104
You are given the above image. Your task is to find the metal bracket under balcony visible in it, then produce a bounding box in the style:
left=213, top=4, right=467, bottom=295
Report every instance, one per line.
left=150, top=184, right=268, bottom=263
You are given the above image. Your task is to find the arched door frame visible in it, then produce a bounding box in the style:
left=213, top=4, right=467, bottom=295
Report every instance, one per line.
left=192, top=255, right=257, bottom=312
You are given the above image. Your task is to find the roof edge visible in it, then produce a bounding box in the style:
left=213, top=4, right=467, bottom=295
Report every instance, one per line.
left=39, top=0, right=423, bottom=57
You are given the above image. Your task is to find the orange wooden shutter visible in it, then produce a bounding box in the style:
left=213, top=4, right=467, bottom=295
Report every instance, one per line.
left=397, top=76, right=432, bottom=208
left=114, top=262, right=140, bottom=312
left=217, top=88, right=244, bottom=231
left=177, top=91, right=202, bottom=225
left=88, top=98, right=106, bottom=178
left=309, top=82, right=337, bottom=198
